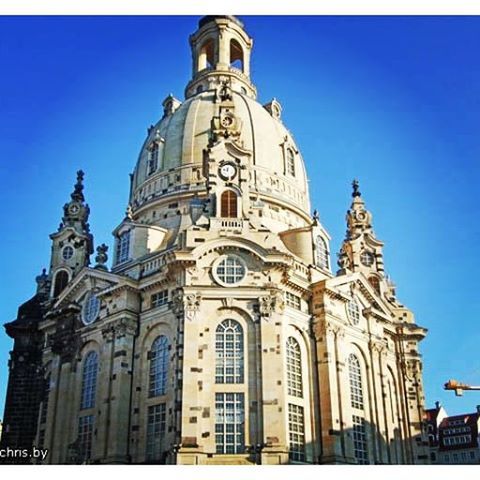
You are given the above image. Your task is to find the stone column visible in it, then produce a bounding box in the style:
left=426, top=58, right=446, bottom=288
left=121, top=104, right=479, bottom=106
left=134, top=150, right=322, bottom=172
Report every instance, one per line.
left=101, top=317, right=137, bottom=463
left=313, top=316, right=350, bottom=464
left=174, top=290, right=203, bottom=465
left=257, top=291, right=289, bottom=465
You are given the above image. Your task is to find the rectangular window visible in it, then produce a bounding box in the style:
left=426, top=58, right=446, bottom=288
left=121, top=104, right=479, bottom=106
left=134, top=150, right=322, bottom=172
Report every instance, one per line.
left=215, top=393, right=245, bottom=454
left=445, top=454, right=450, bottom=463
left=151, top=290, right=168, bottom=308
left=453, top=453, right=459, bottom=463
left=470, top=451, right=475, bottom=460
left=352, top=415, right=369, bottom=464
left=285, top=292, right=301, bottom=310
left=288, top=403, right=305, bottom=462
left=146, top=403, right=167, bottom=461
left=116, top=231, right=130, bottom=264
left=78, top=415, right=94, bottom=462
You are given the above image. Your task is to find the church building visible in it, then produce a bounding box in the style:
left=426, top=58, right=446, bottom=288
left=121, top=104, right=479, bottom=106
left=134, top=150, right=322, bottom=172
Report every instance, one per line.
left=1, top=16, right=428, bottom=464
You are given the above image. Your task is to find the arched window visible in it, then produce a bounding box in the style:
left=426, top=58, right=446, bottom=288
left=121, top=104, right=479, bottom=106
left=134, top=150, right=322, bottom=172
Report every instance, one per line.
left=215, top=319, right=244, bottom=384
left=199, top=39, right=214, bottom=70
left=286, top=337, right=302, bottom=398
left=348, top=354, right=364, bottom=410
left=220, top=190, right=238, bottom=218
left=149, top=336, right=170, bottom=397
left=230, top=39, right=244, bottom=71
left=80, top=351, right=98, bottom=410
left=116, top=230, right=130, bottom=265
left=286, top=148, right=295, bottom=176
left=369, top=276, right=380, bottom=294
left=53, top=270, right=69, bottom=297
left=148, top=143, right=159, bottom=176
left=315, top=236, right=329, bottom=270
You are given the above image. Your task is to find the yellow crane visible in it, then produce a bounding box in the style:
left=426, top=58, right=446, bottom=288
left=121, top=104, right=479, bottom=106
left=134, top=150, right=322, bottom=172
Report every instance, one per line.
left=444, top=379, right=480, bottom=396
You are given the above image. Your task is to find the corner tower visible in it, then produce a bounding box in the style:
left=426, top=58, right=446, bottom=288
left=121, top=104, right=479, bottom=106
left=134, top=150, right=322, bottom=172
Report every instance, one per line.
left=48, top=171, right=94, bottom=298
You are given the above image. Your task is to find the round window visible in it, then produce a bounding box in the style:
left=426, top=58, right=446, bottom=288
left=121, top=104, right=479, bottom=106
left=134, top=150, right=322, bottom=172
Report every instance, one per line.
left=347, top=298, right=360, bottom=325
left=82, top=293, right=101, bottom=325
left=214, top=255, right=247, bottom=286
left=62, top=246, right=74, bottom=260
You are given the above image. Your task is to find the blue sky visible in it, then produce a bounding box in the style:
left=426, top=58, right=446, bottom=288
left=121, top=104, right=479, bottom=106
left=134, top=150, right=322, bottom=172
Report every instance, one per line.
left=0, top=16, right=479, bottom=419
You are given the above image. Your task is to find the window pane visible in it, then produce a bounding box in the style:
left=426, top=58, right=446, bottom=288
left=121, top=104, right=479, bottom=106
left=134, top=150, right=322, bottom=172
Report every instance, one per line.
left=149, top=336, right=169, bottom=397
left=215, top=320, right=244, bottom=384
left=146, top=403, right=166, bottom=461
left=352, top=415, right=369, bottom=464
left=78, top=415, right=95, bottom=462
left=286, top=337, right=303, bottom=398
left=288, top=404, right=305, bottom=462
left=80, top=352, right=98, bottom=410
left=215, top=393, right=245, bottom=454
left=348, top=354, right=364, bottom=409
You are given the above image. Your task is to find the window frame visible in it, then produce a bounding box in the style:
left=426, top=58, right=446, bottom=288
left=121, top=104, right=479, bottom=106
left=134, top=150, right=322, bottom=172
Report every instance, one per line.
left=220, top=190, right=238, bottom=218
left=80, top=351, right=98, bottom=410
left=116, top=230, right=131, bottom=265
left=314, top=235, right=329, bottom=270
left=213, top=254, right=247, bottom=287
left=286, top=337, right=303, bottom=398
left=286, top=148, right=295, bottom=176
left=214, top=392, right=245, bottom=454
left=348, top=353, right=364, bottom=410
left=215, top=319, right=244, bottom=384
left=148, top=335, right=170, bottom=397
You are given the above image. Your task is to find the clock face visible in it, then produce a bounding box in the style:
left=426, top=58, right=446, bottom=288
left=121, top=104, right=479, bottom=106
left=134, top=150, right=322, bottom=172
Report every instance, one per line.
left=221, top=115, right=234, bottom=128
left=69, top=204, right=80, bottom=215
left=219, top=163, right=236, bottom=180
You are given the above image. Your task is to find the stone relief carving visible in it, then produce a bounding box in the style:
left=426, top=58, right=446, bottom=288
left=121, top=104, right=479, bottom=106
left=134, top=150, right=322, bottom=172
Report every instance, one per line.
left=171, top=288, right=202, bottom=321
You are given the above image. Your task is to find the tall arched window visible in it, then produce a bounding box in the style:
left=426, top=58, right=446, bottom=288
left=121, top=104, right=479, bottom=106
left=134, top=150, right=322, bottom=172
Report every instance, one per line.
left=149, top=336, right=170, bottom=397
left=116, top=230, right=130, bottom=265
left=215, top=319, right=244, bottom=384
left=315, top=235, right=329, bottom=270
left=286, top=337, right=303, bottom=398
left=348, top=354, right=364, bottom=409
left=53, top=270, right=69, bottom=297
left=80, top=351, right=98, bottom=410
left=148, top=143, right=159, bottom=176
left=220, top=190, right=238, bottom=218
left=286, top=148, right=295, bottom=176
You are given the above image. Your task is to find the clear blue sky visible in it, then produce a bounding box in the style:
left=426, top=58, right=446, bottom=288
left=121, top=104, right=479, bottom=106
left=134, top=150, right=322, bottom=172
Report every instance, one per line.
left=0, top=16, right=479, bottom=419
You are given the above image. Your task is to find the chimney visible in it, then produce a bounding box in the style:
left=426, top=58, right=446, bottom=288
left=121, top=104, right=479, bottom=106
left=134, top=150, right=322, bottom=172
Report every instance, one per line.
left=435, top=401, right=441, bottom=409
left=476, top=405, right=480, bottom=414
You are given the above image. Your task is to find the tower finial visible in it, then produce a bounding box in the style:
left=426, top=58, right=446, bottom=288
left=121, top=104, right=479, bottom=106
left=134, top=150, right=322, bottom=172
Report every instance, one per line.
left=71, top=169, right=85, bottom=202
left=352, top=179, right=361, bottom=198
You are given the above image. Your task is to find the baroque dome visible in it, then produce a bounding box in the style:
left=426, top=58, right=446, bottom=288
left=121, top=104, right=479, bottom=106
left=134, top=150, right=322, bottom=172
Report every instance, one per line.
left=128, top=15, right=312, bottom=234
left=131, top=90, right=310, bottom=215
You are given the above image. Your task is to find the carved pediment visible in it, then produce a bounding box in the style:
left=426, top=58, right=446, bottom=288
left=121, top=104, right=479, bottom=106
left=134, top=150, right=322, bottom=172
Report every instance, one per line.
left=52, top=267, right=123, bottom=310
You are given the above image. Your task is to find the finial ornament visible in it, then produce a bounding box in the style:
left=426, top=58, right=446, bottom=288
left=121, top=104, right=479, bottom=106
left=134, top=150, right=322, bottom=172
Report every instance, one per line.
left=71, top=170, right=85, bottom=202
left=125, top=204, right=134, bottom=220
left=94, top=244, right=109, bottom=270
left=352, top=179, right=361, bottom=198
